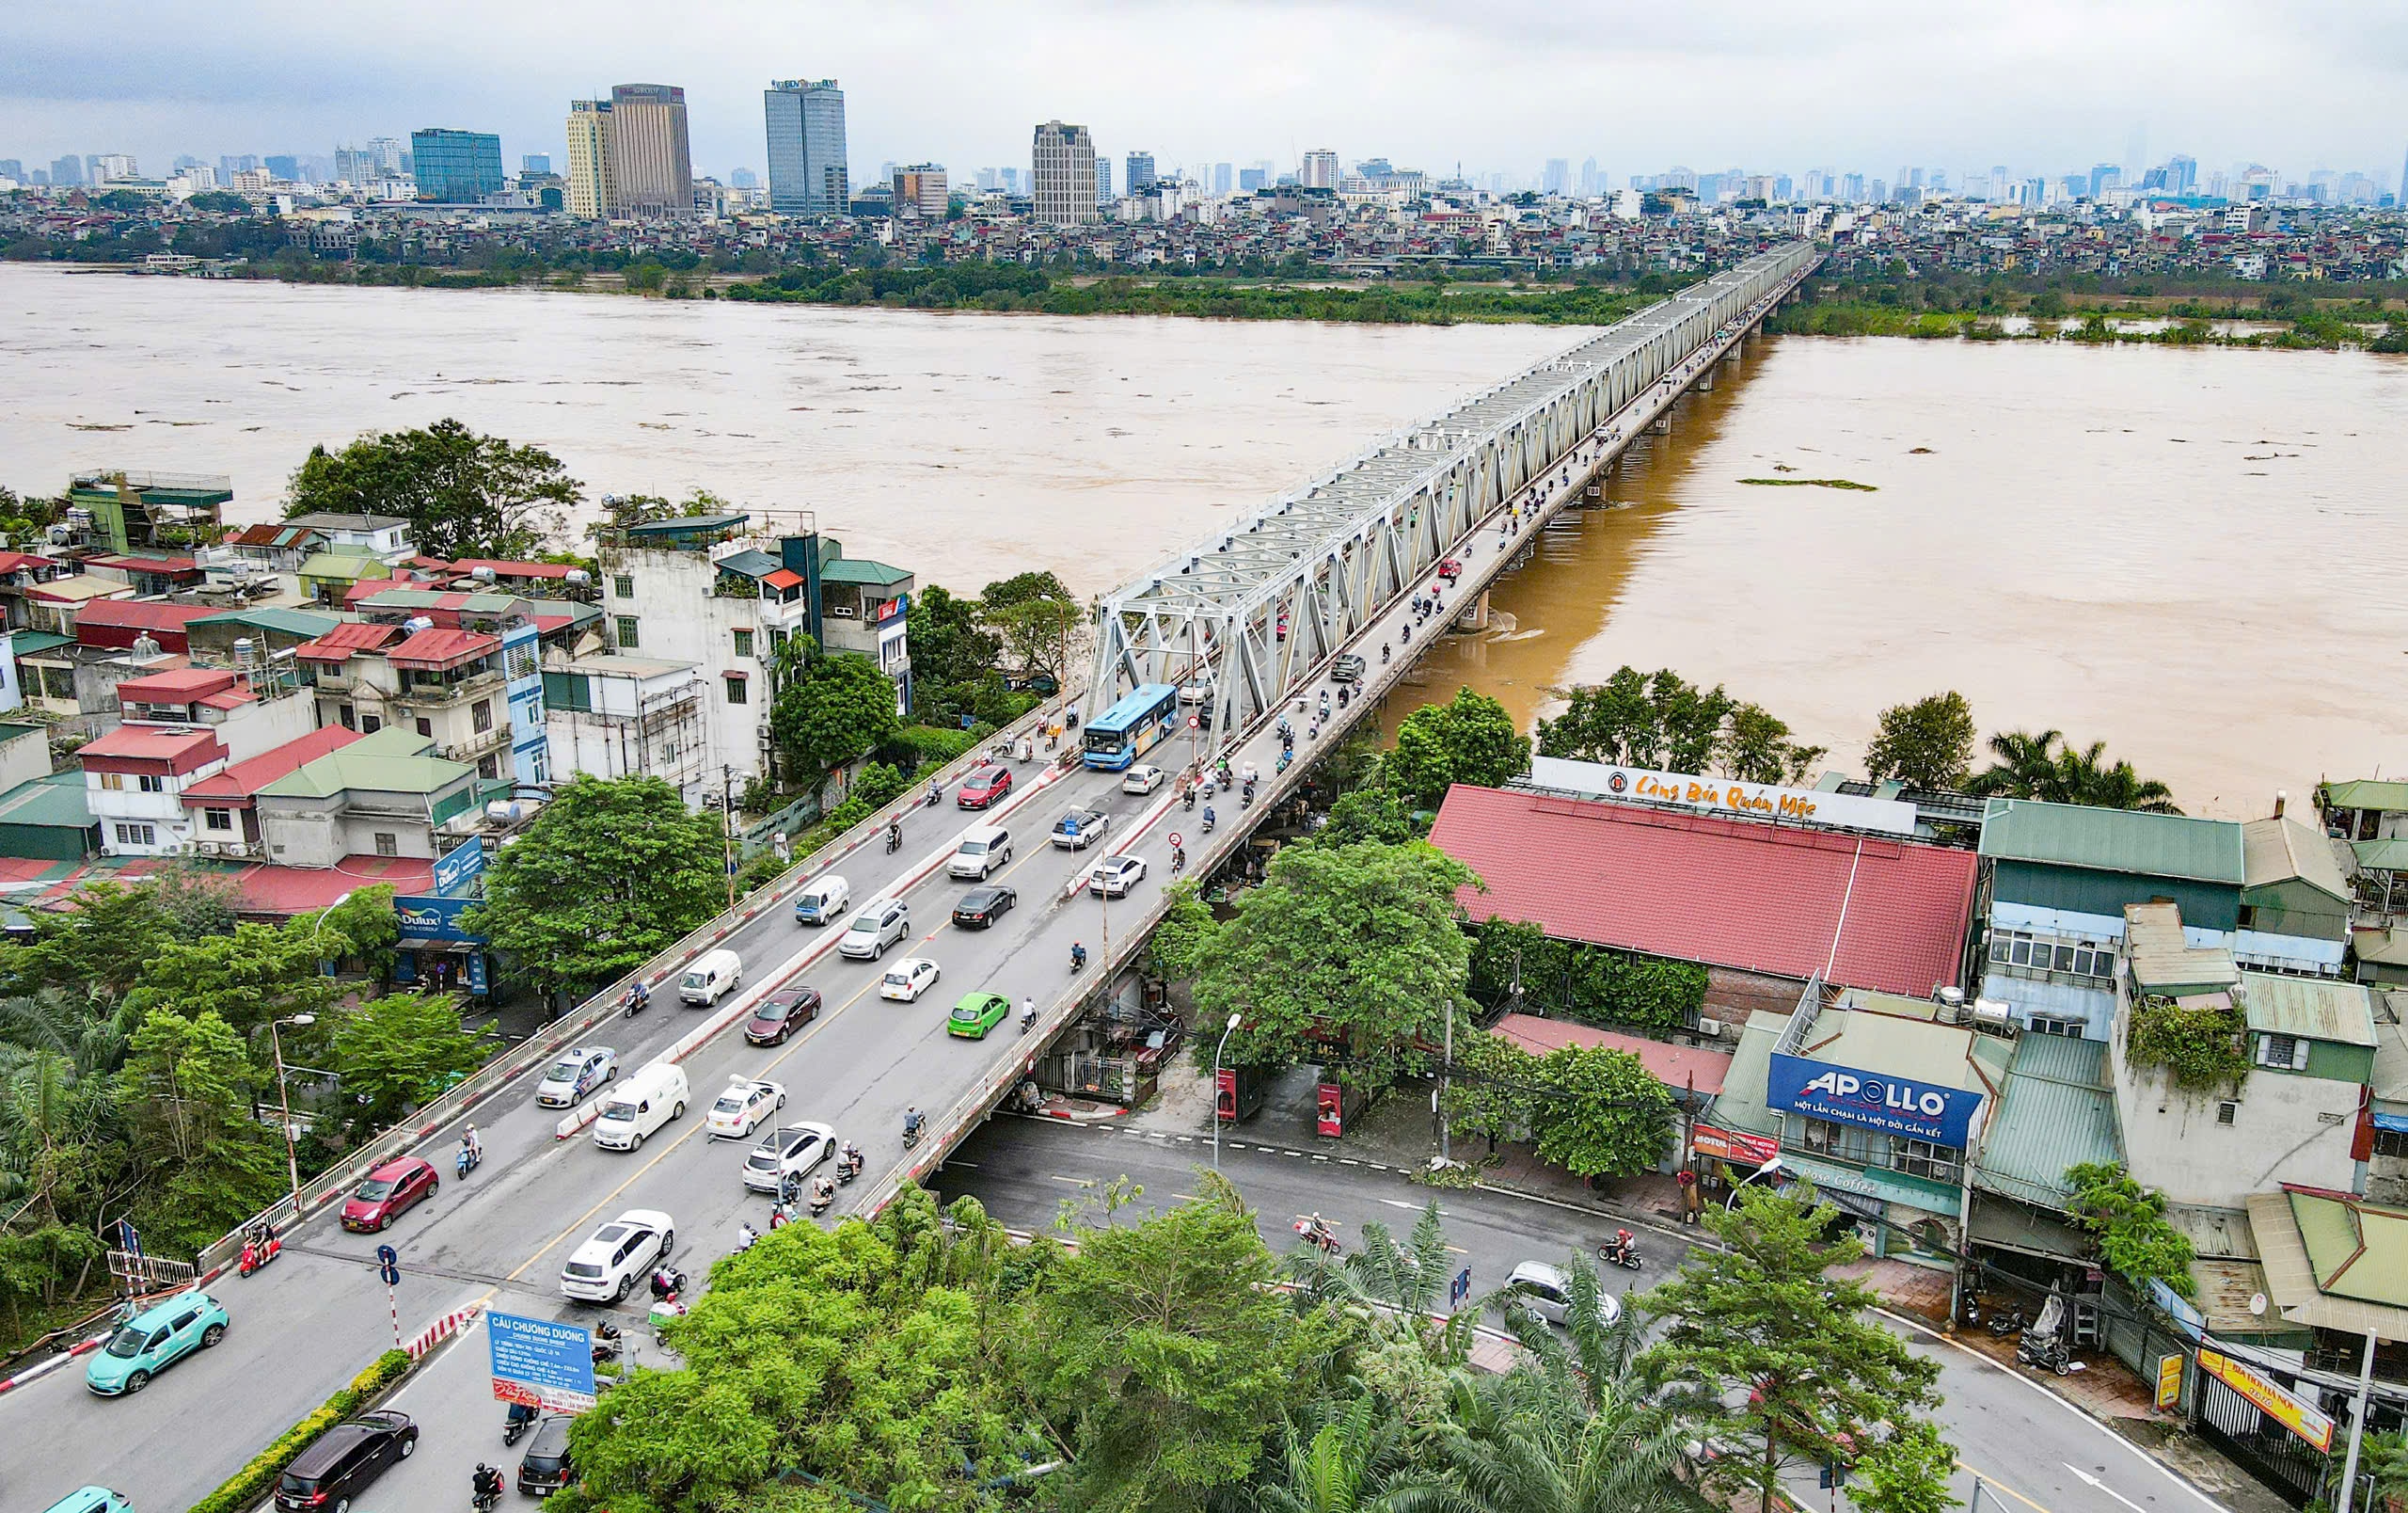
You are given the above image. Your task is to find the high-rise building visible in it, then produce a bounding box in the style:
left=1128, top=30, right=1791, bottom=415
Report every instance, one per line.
left=1001, top=167, right=1022, bottom=196
left=1238, top=167, right=1266, bottom=192
left=975, top=167, right=999, bottom=193
left=1212, top=162, right=1231, bottom=196
left=729, top=167, right=757, bottom=189
left=0, top=159, right=21, bottom=183
left=410, top=129, right=503, bottom=203
left=1094, top=157, right=1112, bottom=206
left=264, top=154, right=300, bottom=181
left=218, top=154, right=258, bottom=178
left=606, top=84, right=692, bottom=215
left=1577, top=157, right=1599, bottom=196
left=1543, top=158, right=1569, bottom=196
left=1125, top=151, right=1156, bottom=196
left=892, top=164, right=947, bottom=216
left=1300, top=149, right=1339, bottom=190
left=522, top=153, right=551, bottom=175
left=1032, top=120, right=1098, bottom=226
left=764, top=79, right=848, bottom=216
left=564, top=100, right=613, bottom=217
left=89, top=153, right=136, bottom=184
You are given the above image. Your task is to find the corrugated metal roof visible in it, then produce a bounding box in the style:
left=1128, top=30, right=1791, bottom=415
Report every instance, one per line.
left=819, top=557, right=911, bottom=586
left=2242, top=815, right=2353, bottom=901
left=2369, top=994, right=2408, bottom=1103
left=1798, top=1006, right=1983, bottom=1091
left=1428, top=784, right=1979, bottom=998
left=1972, top=1035, right=2119, bottom=1210
left=188, top=606, right=341, bottom=638
left=296, top=552, right=393, bottom=581
left=625, top=513, right=748, bottom=537
left=2125, top=901, right=2240, bottom=994
left=8, top=631, right=74, bottom=657
left=1493, top=1013, right=1732, bottom=1096
left=2356, top=839, right=2408, bottom=873
left=716, top=549, right=781, bottom=579
left=1978, top=798, right=2245, bottom=885
left=2321, top=780, right=2408, bottom=815
left=2357, top=926, right=2408, bottom=967
left=1703, top=1011, right=1789, bottom=1138
left=387, top=628, right=497, bottom=669
left=2289, top=1188, right=2408, bottom=1309
left=256, top=725, right=468, bottom=799
left=0, top=770, right=94, bottom=830
left=2241, top=970, right=2376, bottom=1047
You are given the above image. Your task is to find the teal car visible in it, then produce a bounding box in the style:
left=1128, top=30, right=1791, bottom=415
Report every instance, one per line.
left=41, top=1489, right=133, bottom=1513
left=947, top=991, right=1013, bottom=1040
left=86, top=1290, right=229, bottom=1396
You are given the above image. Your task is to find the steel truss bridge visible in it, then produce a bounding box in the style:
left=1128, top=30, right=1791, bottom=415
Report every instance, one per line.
left=1087, top=242, right=1823, bottom=741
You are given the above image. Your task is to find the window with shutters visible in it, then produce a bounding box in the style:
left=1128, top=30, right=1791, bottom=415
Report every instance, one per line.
left=374, top=832, right=398, bottom=857
left=615, top=616, right=640, bottom=649
left=2258, top=1033, right=2306, bottom=1070
left=613, top=575, right=635, bottom=599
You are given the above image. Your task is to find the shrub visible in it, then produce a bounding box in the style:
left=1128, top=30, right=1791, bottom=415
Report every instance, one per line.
left=189, top=1349, right=413, bottom=1513
left=879, top=725, right=979, bottom=771
left=2127, top=995, right=2249, bottom=1091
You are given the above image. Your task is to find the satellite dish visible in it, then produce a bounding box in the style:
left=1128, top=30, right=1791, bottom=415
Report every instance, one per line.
left=2249, top=1293, right=2268, bottom=1316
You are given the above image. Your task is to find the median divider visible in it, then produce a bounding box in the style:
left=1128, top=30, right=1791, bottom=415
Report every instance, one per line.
left=186, top=1347, right=414, bottom=1513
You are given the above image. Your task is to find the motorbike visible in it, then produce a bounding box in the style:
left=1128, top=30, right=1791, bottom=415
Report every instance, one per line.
left=1171, top=846, right=1186, bottom=875
left=649, top=1268, right=687, bottom=1302
left=1182, top=788, right=1196, bottom=811
left=1202, top=812, right=1216, bottom=835
left=925, top=785, right=943, bottom=808
left=1020, top=1007, right=1038, bottom=1036
left=1291, top=1217, right=1341, bottom=1256
left=808, top=1185, right=835, bottom=1218
left=1986, top=1308, right=2027, bottom=1339
left=836, top=1154, right=861, bottom=1186
left=622, top=983, right=650, bottom=1018
left=503, top=1402, right=538, bottom=1446
left=456, top=1144, right=481, bottom=1179
left=1598, top=1238, right=1642, bottom=1271
left=238, top=1229, right=281, bottom=1278
left=885, top=826, right=902, bottom=854
left=2016, top=1332, right=2082, bottom=1377
left=591, top=1320, right=624, bottom=1366
left=1069, top=946, right=1088, bottom=973
left=473, top=1482, right=503, bottom=1513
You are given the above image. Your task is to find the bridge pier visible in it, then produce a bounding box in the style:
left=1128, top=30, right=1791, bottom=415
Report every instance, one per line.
left=1693, top=369, right=1716, bottom=390
left=1650, top=413, right=1673, bottom=434
left=1455, top=589, right=1492, bottom=630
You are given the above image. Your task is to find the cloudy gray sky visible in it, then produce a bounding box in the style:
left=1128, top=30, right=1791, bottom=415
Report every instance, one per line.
left=4, top=0, right=2402, bottom=184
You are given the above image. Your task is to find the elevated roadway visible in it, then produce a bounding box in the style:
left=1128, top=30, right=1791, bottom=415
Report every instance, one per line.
left=0, top=244, right=1820, bottom=1510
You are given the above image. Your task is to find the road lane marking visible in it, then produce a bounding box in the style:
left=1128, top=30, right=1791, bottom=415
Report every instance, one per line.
left=1956, top=1462, right=2050, bottom=1513
left=1046, top=1175, right=1090, bottom=1187
left=2064, top=1462, right=2148, bottom=1513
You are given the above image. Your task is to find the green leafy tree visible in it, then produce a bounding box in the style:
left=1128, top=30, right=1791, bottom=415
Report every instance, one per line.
left=1852, top=1420, right=1962, bottom=1513
left=1385, top=688, right=1530, bottom=810
left=1148, top=880, right=1215, bottom=980
left=1862, top=693, right=1976, bottom=790
left=464, top=775, right=724, bottom=998
left=1309, top=788, right=1423, bottom=850
left=7, top=883, right=176, bottom=999
left=1443, top=1029, right=1543, bottom=1156
left=285, top=417, right=579, bottom=558
left=906, top=583, right=1003, bottom=719
left=1023, top=1171, right=1327, bottom=1512
left=770, top=650, right=902, bottom=788
left=1640, top=1185, right=1949, bottom=1513
left=118, top=1007, right=286, bottom=1254
left=980, top=571, right=1082, bottom=686
left=1529, top=1044, right=1676, bottom=1180
left=2064, top=1161, right=2197, bottom=1297
left=1534, top=667, right=1734, bottom=773
left=1249, top=1394, right=1429, bottom=1513
left=1193, top=841, right=1477, bottom=1096
left=329, top=993, right=491, bottom=1134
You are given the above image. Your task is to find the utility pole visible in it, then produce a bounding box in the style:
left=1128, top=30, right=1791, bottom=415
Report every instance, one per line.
left=721, top=764, right=737, bottom=912
left=1438, top=998, right=1453, bottom=1164
left=2337, top=1327, right=2378, bottom=1513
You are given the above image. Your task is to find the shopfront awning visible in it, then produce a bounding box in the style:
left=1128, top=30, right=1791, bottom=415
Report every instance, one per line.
left=1779, top=1152, right=1960, bottom=1218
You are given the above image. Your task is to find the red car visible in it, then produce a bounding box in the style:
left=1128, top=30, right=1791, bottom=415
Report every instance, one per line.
left=340, top=1156, right=438, bottom=1233
left=956, top=766, right=1012, bottom=809
left=1436, top=558, right=1463, bottom=582
left=744, top=986, right=823, bottom=1046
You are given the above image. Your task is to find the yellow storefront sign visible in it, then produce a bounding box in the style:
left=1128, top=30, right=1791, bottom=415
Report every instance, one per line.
left=2195, top=1346, right=2334, bottom=1451
left=2154, top=1353, right=2183, bottom=1409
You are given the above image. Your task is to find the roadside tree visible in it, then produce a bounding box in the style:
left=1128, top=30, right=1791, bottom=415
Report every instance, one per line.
left=1862, top=693, right=1976, bottom=790
left=329, top=992, right=491, bottom=1135
left=769, top=646, right=902, bottom=791
left=1384, top=688, right=1529, bottom=810
left=1529, top=1044, right=1676, bottom=1180
left=285, top=417, right=578, bottom=559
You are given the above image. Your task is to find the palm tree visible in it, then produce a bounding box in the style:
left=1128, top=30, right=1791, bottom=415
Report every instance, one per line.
left=1249, top=1394, right=1437, bottom=1513
left=1283, top=1202, right=1473, bottom=1367
left=2053, top=742, right=2181, bottom=814
left=1965, top=728, right=2066, bottom=801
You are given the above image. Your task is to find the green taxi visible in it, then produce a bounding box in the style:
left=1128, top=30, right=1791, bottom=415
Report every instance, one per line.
left=947, top=992, right=1013, bottom=1040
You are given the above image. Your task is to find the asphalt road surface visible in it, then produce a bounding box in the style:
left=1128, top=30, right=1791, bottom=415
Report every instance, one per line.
left=935, top=1115, right=2237, bottom=1513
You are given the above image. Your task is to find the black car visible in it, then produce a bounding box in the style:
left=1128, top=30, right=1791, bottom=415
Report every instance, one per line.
left=743, top=986, right=822, bottom=1046
left=1331, top=653, right=1367, bottom=684
left=517, top=1414, right=577, bottom=1497
left=275, top=1409, right=417, bottom=1509
left=952, top=884, right=1017, bottom=929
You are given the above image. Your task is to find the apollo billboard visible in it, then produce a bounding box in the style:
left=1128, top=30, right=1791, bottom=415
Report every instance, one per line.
left=1766, top=1052, right=1982, bottom=1148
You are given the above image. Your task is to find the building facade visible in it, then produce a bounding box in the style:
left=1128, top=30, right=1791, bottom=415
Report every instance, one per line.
left=1032, top=121, right=1098, bottom=227
left=765, top=79, right=848, bottom=216
left=892, top=164, right=947, bottom=217
left=564, top=100, right=613, bottom=218
left=606, top=84, right=692, bottom=215
left=1302, top=150, right=1339, bottom=190
left=1125, top=151, right=1156, bottom=196
left=410, top=129, right=504, bottom=204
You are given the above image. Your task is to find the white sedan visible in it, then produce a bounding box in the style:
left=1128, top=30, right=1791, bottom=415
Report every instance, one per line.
left=1121, top=763, right=1165, bottom=795
left=1088, top=854, right=1149, bottom=898
left=880, top=957, right=941, bottom=1001
left=560, top=1209, right=673, bottom=1303
left=705, top=1076, right=786, bottom=1139
left=741, top=1122, right=838, bottom=1194
left=534, top=1044, right=616, bottom=1109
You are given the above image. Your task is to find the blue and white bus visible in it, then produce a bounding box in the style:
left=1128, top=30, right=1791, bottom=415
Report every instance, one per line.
left=1084, top=683, right=1179, bottom=771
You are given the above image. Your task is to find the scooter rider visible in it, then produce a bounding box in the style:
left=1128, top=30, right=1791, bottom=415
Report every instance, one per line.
left=903, top=1106, right=926, bottom=1141
left=1203, top=804, right=1216, bottom=834
left=839, top=1139, right=863, bottom=1178
left=811, top=1174, right=836, bottom=1210
left=1069, top=941, right=1088, bottom=971
left=472, top=1463, right=504, bottom=1508
left=1021, top=996, right=1038, bottom=1032
left=885, top=817, right=902, bottom=852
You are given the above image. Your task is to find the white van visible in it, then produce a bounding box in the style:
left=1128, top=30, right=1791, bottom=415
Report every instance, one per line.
left=792, top=874, right=850, bottom=926
left=678, top=948, right=742, bottom=1007
left=593, top=1061, right=689, bottom=1152
left=949, top=824, right=1012, bottom=881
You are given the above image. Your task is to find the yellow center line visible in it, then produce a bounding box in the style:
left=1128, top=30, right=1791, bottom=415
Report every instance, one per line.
left=1956, top=1459, right=2051, bottom=1513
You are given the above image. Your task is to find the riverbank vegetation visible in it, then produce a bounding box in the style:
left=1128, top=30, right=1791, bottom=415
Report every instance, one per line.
left=1772, top=270, right=2408, bottom=351
left=547, top=1177, right=1956, bottom=1513
left=1736, top=476, right=1877, bottom=490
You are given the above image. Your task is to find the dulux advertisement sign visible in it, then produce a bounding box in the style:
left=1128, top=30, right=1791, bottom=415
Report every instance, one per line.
left=1767, top=1052, right=1982, bottom=1148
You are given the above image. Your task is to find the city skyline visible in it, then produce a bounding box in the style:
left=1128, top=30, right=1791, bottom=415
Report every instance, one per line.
left=2, top=0, right=2402, bottom=191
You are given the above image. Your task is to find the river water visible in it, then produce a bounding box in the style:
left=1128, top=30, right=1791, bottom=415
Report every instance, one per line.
left=4, top=266, right=2400, bottom=816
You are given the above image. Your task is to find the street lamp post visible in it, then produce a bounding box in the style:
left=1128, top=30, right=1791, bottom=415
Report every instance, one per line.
left=1212, top=1011, right=1243, bottom=1171
left=1726, top=1154, right=1784, bottom=1211
left=269, top=1013, right=316, bottom=1221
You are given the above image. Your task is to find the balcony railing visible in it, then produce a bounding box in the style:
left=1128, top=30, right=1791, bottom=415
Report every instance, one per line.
left=390, top=668, right=503, bottom=708
left=437, top=725, right=510, bottom=764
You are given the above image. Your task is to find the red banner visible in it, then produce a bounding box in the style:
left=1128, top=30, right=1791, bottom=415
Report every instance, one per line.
left=1316, top=1083, right=1343, bottom=1139
left=1693, top=1124, right=1781, bottom=1166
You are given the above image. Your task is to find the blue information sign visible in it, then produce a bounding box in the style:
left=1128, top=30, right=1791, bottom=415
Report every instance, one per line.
left=487, top=1310, right=597, bottom=1412
left=375, top=1244, right=401, bottom=1286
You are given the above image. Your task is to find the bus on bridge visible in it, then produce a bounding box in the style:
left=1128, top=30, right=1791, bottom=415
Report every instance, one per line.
left=1083, top=682, right=1179, bottom=771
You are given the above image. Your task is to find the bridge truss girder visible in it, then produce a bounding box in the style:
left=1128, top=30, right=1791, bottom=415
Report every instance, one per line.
left=1089, top=243, right=1823, bottom=745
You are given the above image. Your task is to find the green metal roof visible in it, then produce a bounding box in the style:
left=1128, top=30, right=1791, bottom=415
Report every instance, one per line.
left=0, top=770, right=94, bottom=829
left=1802, top=998, right=1985, bottom=1091
left=1703, top=1011, right=1789, bottom=1138
left=1972, top=1035, right=2120, bottom=1211
left=1979, top=798, right=2245, bottom=885
left=256, top=724, right=472, bottom=800
left=2290, top=1189, right=2408, bottom=1309
left=2321, top=780, right=2408, bottom=816
left=625, top=513, right=749, bottom=538
left=2241, top=970, right=2377, bottom=1047
left=7, top=631, right=72, bottom=657
left=0, top=722, right=46, bottom=744
left=189, top=606, right=341, bottom=638
left=2356, top=839, right=2408, bottom=873
left=360, top=589, right=524, bottom=613
left=819, top=557, right=911, bottom=587
left=297, top=552, right=391, bottom=581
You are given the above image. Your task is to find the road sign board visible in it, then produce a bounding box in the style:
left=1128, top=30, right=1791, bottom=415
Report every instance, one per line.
left=1187, top=714, right=1199, bottom=729
left=374, top=1244, right=401, bottom=1286
left=488, top=1311, right=597, bottom=1413
left=1168, top=832, right=1183, bottom=849
left=1450, top=1266, right=1472, bottom=1307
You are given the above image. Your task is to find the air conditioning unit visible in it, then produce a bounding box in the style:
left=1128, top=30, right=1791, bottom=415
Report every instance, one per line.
left=1694, top=1018, right=1727, bottom=1040
left=196, top=841, right=220, bottom=856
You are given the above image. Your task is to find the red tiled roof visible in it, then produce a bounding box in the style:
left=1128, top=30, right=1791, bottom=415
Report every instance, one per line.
left=78, top=725, right=224, bottom=773
left=232, top=854, right=435, bottom=914
left=87, top=554, right=200, bottom=574
left=73, top=598, right=214, bottom=648
left=294, top=622, right=405, bottom=661
left=388, top=628, right=497, bottom=669
left=1492, top=1013, right=1731, bottom=1096
left=183, top=726, right=363, bottom=804
left=762, top=568, right=805, bottom=591
left=450, top=558, right=578, bottom=580
left=116, top=667, right=239, bottom=702
left=1427, top=785, right=1979, bottom=999
left=0, top=551, right=60, bottom=574
left=197, top=689, right=256, bottom=711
